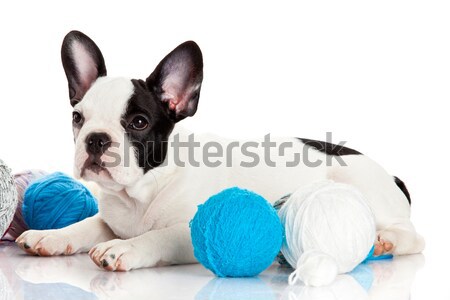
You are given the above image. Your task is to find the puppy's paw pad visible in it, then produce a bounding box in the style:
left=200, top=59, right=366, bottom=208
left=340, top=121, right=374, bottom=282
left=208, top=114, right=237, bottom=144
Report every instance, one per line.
left=374, top=234, right=395, bottom=256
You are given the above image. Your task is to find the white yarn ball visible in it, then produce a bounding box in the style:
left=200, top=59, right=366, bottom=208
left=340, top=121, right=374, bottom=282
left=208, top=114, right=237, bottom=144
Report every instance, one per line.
left=279, top=180, right=376, bottom=287
left=0, top=159, right=18, bottom=239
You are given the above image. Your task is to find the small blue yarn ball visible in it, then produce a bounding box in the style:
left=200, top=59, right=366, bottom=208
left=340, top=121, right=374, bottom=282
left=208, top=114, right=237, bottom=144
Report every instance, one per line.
left=23, top=172, right=98, bottom=230
left=190, top=187, right=283, bottom=277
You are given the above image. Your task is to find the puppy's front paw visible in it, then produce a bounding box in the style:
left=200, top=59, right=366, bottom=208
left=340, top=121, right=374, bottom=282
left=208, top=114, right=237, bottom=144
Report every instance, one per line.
left=16, top=230, right=74, bottom=256
left=89, top=239, right=140, bottom=272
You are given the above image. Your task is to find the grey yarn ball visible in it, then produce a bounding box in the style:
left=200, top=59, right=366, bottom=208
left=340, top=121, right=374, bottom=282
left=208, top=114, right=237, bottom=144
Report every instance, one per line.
left=0, top=159, right=18, bottom=238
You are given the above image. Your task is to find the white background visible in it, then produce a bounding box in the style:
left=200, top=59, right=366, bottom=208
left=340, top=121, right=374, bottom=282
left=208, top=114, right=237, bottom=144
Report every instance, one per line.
left=0, top=1, right=449, bottom=298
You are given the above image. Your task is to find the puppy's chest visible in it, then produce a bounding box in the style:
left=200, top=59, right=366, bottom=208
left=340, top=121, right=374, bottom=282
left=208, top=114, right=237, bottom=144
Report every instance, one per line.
left=98, top=194, right=158, bottom=239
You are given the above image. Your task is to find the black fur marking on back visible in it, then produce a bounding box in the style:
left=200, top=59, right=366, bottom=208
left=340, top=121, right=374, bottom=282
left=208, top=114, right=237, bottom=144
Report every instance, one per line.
left=298, top=138, right=362, bottom=156
left=394, top=176, right=411, bottom=205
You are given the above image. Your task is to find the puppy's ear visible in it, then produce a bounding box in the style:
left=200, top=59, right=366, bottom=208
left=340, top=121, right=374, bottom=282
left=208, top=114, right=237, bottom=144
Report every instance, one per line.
left=147, top=41, right=203, bottom=122
left=61, top=31, right=107, bottom=106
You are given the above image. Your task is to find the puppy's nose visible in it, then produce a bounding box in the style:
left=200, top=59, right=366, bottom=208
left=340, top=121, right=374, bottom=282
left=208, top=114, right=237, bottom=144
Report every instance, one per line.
left=85, top=132, right=111, bottom=155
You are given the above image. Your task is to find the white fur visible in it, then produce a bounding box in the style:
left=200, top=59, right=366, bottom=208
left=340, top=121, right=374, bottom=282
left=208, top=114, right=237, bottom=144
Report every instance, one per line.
left=73, top=77, right=142, bottom=190
left=16, top=75, right=424, bottom=272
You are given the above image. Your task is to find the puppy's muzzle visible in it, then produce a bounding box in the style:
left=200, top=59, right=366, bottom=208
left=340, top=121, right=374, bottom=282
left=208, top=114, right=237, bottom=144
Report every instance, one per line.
left=82, top=132, right=112, bottom=175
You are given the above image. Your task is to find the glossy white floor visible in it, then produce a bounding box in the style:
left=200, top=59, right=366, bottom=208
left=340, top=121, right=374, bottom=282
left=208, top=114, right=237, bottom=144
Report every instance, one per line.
left=0, top=241, right=445, bottom=300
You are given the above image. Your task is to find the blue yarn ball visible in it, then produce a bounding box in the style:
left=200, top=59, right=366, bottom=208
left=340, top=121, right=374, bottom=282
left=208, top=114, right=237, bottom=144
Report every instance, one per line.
left=364, top=245, right=393, bottom=261
left=23, top=172, right=98, bottom=230
left=190, top=187, right=283, bottom=277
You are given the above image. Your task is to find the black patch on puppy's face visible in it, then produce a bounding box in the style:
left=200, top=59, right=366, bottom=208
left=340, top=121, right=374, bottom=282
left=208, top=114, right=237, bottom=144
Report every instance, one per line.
left=121, top=79, right=175, bottom=173
left=120, top=41, right=203, bottom=173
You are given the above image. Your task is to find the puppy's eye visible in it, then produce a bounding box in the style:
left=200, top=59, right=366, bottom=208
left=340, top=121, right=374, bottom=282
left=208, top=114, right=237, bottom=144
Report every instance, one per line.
left=72, top=111, right=83, bottom=124
left=129, top=115, right=149, bottom=130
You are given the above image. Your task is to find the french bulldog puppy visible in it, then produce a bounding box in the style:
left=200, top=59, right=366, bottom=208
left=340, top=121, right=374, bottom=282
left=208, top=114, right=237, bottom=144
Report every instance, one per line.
left=16, top=31, right=424, bottom=271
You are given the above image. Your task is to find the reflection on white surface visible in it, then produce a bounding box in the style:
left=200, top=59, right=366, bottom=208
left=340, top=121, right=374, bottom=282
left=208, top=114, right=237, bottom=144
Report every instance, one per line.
left=0, top=242, right=424, bottom=300
left=277, top=264, right=373, bottom=300
left=279, top=255, right=424, bottom=300
left=369, top=254, right=425, bottom=300
left=281, top=275, right=369, bottom=300
left=196, top=277, right=276, bottom=300
left=0, top=267, right=14, bottom=300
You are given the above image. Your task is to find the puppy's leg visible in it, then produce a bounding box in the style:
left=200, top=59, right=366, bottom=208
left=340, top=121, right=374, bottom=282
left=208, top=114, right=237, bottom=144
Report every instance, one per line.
left=328, top=156, right=424, bottom=256
left=89, top=223, right=195, bottom=271
left=16, top=214, right=116, bottom=256
left=376, top=221, right=425, bottom=256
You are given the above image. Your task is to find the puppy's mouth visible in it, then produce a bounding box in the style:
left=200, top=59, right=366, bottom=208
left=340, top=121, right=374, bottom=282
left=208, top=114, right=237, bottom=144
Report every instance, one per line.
left=81, top=157, right=111, bottom=177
